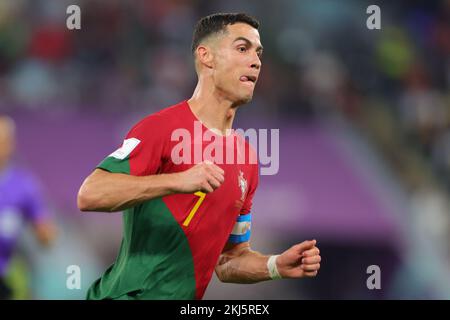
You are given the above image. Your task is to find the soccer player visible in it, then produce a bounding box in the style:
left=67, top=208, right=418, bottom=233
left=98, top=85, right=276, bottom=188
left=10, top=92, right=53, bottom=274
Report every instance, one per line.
left=78, top=13, right=321, bottom=300
left=0, top=116, right=56, bottom=299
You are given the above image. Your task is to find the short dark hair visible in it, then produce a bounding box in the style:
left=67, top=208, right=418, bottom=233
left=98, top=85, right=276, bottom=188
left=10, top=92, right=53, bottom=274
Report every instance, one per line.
left=191, top=13, right=260, bottom=54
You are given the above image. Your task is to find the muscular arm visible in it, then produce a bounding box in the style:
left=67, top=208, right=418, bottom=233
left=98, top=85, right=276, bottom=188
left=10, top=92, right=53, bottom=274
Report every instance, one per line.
left=215, top=240, right=321, bottom=284
left=215, top=242, right=271, bottom=284
left=77, top=168, right=178, bottom=212
left=77, top=162, right=224, bottom=212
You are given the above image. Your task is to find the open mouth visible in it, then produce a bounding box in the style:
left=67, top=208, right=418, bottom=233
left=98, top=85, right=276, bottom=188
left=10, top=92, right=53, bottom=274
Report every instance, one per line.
left=240, top=75, right=257, bottom=84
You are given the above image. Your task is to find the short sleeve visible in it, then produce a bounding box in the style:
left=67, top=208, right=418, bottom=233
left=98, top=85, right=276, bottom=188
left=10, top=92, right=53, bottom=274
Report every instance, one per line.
left=239, top=163, right=259, bottom=215
left=230, top=164, right=258, bottom=243
left=97, top=115, right=166, bottom=176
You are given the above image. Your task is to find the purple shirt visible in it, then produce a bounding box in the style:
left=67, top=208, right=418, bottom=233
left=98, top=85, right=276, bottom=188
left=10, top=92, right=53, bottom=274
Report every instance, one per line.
left=0, top=165, right=47, bottom=276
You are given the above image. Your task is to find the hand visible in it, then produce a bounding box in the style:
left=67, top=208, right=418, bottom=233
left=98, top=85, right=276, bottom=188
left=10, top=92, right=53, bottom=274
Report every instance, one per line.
left=174, top=161, right=225, bottom=194
left=276, top=239, right=321, bottom=278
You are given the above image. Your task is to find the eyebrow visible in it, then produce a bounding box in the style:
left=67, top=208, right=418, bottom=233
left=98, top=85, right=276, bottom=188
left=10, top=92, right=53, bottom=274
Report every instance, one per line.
left=233, top=36, right=264, bottom=53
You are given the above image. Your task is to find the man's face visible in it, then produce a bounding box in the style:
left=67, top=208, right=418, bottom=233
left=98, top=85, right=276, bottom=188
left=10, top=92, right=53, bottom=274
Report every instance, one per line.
left=211, top=23, right=263, bottom=105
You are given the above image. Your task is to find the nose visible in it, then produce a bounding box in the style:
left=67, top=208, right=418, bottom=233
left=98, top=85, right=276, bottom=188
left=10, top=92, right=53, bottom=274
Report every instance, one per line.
left=251, top=53, right=261, bottom=70
left=251, top=62, right=260, bottom=70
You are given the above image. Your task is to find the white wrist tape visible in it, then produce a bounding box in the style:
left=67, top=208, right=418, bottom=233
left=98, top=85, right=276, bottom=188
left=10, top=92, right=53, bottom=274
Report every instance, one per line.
left=267, top=255, right=282, bottom=280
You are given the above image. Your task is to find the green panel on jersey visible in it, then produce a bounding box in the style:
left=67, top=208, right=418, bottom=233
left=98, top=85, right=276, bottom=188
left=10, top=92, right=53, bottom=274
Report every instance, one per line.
left=96, top=156, right=130, bottom=174
left=86, top=197, right=197, bottom=300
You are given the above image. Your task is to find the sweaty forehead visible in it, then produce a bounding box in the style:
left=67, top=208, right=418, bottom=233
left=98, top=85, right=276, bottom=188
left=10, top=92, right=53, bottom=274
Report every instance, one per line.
left=224, top=23, right=261, bottom=46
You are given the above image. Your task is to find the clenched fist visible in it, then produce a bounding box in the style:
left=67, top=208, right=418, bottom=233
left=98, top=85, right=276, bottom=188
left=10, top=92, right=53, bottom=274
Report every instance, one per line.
left=174, top=161, right=225, bottom=194
left=276, top=240, right=321, bottom=278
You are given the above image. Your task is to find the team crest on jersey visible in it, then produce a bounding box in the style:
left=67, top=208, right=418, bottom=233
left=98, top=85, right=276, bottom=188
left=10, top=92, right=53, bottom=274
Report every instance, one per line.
left=238, top=170, right=247, bottom=201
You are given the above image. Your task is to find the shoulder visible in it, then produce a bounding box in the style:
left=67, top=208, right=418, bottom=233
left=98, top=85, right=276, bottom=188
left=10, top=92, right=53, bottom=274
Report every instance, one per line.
left=130, top=100, right=190, bottom=135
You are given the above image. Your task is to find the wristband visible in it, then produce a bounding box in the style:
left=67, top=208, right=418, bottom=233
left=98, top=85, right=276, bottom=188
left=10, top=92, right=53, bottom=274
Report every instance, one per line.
left=267, top=255, right=282, bottom=280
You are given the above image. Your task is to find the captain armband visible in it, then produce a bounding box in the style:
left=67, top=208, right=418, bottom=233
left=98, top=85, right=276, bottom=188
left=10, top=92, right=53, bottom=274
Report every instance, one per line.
left=228, top=213, right=252, bottom=244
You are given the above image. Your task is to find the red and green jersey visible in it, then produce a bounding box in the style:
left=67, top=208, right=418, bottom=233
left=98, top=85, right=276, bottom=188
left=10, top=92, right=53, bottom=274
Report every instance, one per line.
left=86, top=100, right=258, bottom=300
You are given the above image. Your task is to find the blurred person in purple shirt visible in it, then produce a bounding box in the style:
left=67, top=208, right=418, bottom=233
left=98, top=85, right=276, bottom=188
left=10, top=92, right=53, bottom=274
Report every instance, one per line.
left=0, top=116, right=56, bottom=299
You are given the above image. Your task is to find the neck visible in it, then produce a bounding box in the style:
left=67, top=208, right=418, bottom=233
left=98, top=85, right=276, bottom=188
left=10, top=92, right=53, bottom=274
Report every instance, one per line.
left=187, top=79, right=238, bottom=136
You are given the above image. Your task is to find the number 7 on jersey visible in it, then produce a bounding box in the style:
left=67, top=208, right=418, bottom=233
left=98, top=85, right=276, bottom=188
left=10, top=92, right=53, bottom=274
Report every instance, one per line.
left=182, top=191, right=206, bottom=227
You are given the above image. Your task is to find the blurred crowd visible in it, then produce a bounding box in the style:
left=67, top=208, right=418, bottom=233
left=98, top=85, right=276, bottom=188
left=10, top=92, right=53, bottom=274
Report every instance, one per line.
left=0, top=0, right=448, bottom=183
left=0, top=0, right=449, bottom=299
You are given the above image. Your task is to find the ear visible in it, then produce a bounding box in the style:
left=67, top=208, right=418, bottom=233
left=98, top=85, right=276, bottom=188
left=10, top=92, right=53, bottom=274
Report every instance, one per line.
left=196, top=45, right=214, bottom=69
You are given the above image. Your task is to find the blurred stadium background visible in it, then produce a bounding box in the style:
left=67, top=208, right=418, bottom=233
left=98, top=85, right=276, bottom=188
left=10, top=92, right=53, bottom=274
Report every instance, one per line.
left=0, top=0, right=449, bottom=299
